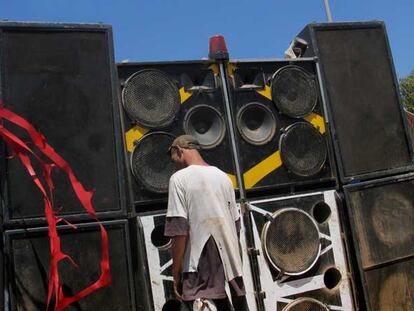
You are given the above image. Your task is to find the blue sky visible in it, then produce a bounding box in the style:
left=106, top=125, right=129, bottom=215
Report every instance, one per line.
left=1, top=0, right=413, bottom=78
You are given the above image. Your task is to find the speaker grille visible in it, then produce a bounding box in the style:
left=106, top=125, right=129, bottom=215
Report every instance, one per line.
left=122, top=69, right=180, bottom=128
left=314, top=26, right=412, bottom=179
left=262, top=208, right=320, bottom=275
left=346, top=178, right=414, bottom=268
left=131, top=132, right=176, bottom=193
left=283, top=298, right=329, bottom=311
left=184, top=105, right=225, bottom=149
left=280, top=122, right=327, bottom=177
left=271, top=66, right=317, bottom=118
left=236, top=102, right=276, bottom=145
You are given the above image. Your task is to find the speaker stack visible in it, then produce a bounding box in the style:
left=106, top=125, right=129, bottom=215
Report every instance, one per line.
left=292, top=21, right=414, bottom=311
left=0, top=22, right=136, bottom=310
left=227, top=59, right=337, bottom=195
left=247, top=191, right=353, bottom=310
left=117, top=60, right=236, bottom=210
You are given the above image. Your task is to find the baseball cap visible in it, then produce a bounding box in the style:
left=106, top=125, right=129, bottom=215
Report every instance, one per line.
left=167, top=135, right=201, bottom=155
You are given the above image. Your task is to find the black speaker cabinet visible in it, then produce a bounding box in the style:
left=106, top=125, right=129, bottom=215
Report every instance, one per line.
left=228, top=58, right=336, bottom=197
left=296, top=21, right=414, bottom=183
left=344, top=173, right=414, bottom=311
left=247, top=190, right=354, bottom=310
left=137, top=211, right=257, bottom=310
left=117, top=61, right=236, bottom=211
left=0, top=227, right=3, bottom=311
left=0, top=22, right=128, bottom=227
left=4, top=220, right=136, bottom=310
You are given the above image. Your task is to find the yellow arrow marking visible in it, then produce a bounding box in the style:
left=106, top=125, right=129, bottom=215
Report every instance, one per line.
left=256, top=85, right=272, bottom=101
left=304, top=112, right=326, bottom=134
left=209, top=64, right=220, bottom=76
left=226, top=173, right=238, bottom=189
left=243, top=150, right=283, bottom=189
left=227, top=63, right=236, bottom=78
left=125, top=125, right=149, bottom=152
left=179, top=87, right=192, bottom=104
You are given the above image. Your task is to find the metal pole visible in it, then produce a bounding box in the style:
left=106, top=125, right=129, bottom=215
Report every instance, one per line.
left=217, top=62, right=246, bottom=200
left=323, top=0, right=333, bottom=22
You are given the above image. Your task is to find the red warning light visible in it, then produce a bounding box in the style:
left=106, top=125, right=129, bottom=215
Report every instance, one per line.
left=208, top=35, right=229, bottom=60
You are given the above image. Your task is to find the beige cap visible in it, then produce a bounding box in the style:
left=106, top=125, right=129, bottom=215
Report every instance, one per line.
left=167, top=135, right=201, bottom=154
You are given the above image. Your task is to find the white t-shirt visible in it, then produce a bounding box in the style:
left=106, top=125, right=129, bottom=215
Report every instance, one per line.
left=167, top=165, right=243, bottom=281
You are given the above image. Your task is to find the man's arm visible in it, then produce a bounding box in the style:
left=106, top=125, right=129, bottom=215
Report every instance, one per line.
left=171, top=235, right=187, bottom=298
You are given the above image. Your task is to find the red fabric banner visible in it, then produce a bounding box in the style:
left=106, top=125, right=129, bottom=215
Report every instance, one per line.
left=0, top=102, right=112, bottom=311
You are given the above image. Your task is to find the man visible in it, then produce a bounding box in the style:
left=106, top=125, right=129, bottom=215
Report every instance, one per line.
left=164, top=135, right=247, bottom=311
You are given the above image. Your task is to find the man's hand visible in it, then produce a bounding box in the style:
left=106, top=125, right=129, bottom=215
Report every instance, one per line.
left=173, top=280, right=183, bottom=300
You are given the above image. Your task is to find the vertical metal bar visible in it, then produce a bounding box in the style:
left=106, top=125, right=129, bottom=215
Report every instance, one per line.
left=218, top=61, right=246, bottom=200
left=218, top=62, right=267, bottom=311
left=323, top=0, right=333, bottom=22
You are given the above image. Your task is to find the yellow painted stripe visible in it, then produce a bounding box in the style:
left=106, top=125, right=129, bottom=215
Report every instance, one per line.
left=125, top=125, right=149, bottom=152
left=227, top=63, right=236, bottom=78
left=209, top=64, right=220, bottom=76
left=304, top=113, right=326, bottom=134
left=226, top=174, right=238, bottom=189
left=256, top=85, right=272, bottom=101
left=179, top=87, right=192, bottom=104
left=243, top=150, right=282, bottom=189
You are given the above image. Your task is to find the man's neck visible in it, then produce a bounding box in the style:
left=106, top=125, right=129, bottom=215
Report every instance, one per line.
left=185, top=154, right=209, bottom=167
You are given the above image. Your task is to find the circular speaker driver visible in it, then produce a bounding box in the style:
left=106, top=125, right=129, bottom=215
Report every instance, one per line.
left=130, top=132, right=176, bottom=193
left=280, top=122, right=327, bottom=177
left=282, top=297, right=329, bottom=311
left=261, top=208, right=321, bottom=275
left=122, top=69, right=180, bottom=128
left=184, top=105, right=226, bottom=149
left=236, top=102, right=276, bottom=145
left=271, top=66, right=317, bottom=118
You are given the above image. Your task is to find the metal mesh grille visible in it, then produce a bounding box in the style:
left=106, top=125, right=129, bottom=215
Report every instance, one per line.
left=262, top=209, right=320, bottom=274
left=280, top=122, right=327, bottom=177
left=283, top=298, right=329, bottom=311
left=236, top=102, right=276, bottom=145
left=271, top=66, right=317, bottom=118
left=131, top=132, right=176, bottom=193
left=122, top=69, right=180, bottom=128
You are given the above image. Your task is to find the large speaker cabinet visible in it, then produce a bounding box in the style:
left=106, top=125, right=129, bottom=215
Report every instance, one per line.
left=344, top=173, right=414, bottom=311
left=295, top=21, right=414, bottom=183
left=247, top=190, right=354, bottom=310
left=4, top=220, right=136, bottom=310
left=117, top=61, right=236, bottom=210
left=228, top=58, right=336, bottom=195
left=137, top=212, right=257, bottom=311
left=0, top=22, right=128, bottom=226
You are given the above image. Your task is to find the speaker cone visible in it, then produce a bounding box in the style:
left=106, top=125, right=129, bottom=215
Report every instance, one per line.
left=280, top=122, right=327, bottom=177
left=184, top=105, right=226, bottom=149
left=236, top=102, right=276, bottom=145
left=271, top=66, right=317, bottom=118
left=130, top=132, right=176, bottom=193
left=122, top=69, right=180, bottom=128
left=282, top=298, right=329, bottom=311
left=261, top=208, right=321, bottom=275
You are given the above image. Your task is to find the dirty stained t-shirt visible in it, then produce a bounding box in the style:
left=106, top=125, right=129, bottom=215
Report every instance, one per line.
left=164, top=216, right=245, bottom=301
left=164, top=164, right=245, bottom=301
